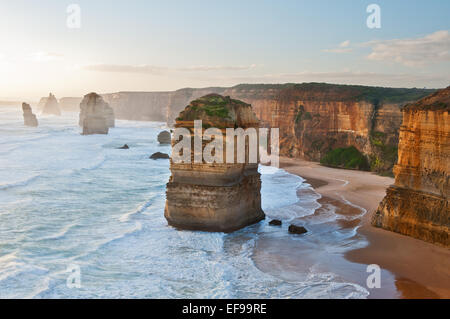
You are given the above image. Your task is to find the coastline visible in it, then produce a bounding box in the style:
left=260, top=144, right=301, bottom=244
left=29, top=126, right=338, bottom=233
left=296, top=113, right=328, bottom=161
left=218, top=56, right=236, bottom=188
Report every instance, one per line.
left=278, top=157, right=450, bottom=299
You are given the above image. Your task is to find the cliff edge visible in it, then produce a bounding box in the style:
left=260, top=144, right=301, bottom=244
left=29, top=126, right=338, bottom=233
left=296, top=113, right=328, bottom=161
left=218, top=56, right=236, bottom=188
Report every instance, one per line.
left=372, top=87, right=450, bottom=246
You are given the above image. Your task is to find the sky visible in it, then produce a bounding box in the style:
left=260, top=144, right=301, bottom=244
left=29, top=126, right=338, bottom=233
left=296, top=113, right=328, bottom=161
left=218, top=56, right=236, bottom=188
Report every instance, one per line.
left=0, top=0, right=449, bottom=100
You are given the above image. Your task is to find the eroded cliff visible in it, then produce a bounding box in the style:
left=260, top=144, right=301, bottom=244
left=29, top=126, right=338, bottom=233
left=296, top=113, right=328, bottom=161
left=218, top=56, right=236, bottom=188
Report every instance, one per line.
left=57, top=83, right=433, bottom=174
left=222, top=83, right=432, bottom=175
left=372, top=87, right=450, bottom=246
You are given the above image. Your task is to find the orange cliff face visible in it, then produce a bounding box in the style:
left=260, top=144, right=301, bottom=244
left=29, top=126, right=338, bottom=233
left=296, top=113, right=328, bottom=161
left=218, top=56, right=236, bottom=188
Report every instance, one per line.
left=88, top=83, right=433, bottom=174
left=223, top=83, right=427, bottom=175
left=372, top=87, right=450, bottom=246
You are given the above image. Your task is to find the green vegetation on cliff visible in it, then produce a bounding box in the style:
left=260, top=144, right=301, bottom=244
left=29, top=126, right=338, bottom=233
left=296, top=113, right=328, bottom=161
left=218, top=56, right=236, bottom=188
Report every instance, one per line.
left=231, top=82, right=435, bottom=104
left=369, top=131, right=398, bottom=176
left=320, top=146, right=370, bottom=171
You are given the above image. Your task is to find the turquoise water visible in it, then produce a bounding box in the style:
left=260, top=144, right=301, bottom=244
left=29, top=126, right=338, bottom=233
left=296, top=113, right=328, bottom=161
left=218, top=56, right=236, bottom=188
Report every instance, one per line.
left=0, top=107, right=369, bottom=298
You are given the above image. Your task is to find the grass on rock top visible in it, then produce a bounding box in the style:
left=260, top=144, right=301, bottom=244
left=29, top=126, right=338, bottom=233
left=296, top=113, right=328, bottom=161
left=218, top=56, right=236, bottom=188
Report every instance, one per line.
left=178, top=95, right=251, bottom=121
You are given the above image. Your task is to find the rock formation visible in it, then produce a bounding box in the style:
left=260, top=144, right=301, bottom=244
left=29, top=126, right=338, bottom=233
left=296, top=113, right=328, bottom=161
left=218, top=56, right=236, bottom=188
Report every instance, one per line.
left=150, top=152, right=169, bottom=160
left=372, top=87, right=450, bottom=246
left=269, top=219, right=282, bottom=226
left=164, top=94, right=265, bottom=232
left=37, top=96, right=48, bottom=111
left=100, top=84, right=432, bottom=175
left=157, top=131, right=171, bottom=144
left=22, top=103, right=38, bottom=127
left=41, top=93, right=61, bottom=116
left=117, top=144, right=129, bottom=149
left=288, top=225, right=308, bottom=234
left=79, top=93, right=115, bottom=135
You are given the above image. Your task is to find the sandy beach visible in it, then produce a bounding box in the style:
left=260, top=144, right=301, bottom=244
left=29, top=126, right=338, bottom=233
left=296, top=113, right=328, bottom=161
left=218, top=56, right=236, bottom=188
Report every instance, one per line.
left=277, top=157, right=450, bottom=299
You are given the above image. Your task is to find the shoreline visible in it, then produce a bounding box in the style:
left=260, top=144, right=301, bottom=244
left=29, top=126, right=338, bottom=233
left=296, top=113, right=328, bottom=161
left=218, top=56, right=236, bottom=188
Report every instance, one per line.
left=278, top=157, right=450, bottom=299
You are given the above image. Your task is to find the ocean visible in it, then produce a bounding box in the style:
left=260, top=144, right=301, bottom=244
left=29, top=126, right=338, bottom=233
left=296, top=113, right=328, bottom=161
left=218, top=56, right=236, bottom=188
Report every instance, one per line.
left=0, top=107, right=370, bottom=298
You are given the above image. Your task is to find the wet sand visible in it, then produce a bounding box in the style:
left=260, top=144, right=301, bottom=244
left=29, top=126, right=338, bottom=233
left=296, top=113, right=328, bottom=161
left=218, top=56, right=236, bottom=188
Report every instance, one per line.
left=273, top=157, right=450, bottom=299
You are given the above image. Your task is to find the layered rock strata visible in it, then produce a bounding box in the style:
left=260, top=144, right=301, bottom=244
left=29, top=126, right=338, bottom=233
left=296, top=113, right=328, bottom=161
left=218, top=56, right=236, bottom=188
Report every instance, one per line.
left=164, top=94, right=265, bottom=232
left=372, top=87, right=450, bottom=246
left=100, top=84, right=432, bottom=174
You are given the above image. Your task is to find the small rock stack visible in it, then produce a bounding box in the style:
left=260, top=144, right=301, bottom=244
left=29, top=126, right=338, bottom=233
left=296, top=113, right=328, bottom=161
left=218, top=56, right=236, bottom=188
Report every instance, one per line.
left=41, top=93, right=61, bottom=116
left=22, top=103, right=38, bottom=127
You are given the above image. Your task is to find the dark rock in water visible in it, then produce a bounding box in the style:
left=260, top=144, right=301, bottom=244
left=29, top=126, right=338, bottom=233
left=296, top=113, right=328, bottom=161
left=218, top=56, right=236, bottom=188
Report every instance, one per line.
left=288, top=225, right=307, bottom=235
left=22, top=103, right=38, bottom=127
left=150, top=152, right=169, bottom=160
left=157, top=131, right=171, bottom=144
left=269, top=219, right=282, bottom=226
left=117, top=144, right=129, bottom=149
left=42, top=93, right=61, bottom=116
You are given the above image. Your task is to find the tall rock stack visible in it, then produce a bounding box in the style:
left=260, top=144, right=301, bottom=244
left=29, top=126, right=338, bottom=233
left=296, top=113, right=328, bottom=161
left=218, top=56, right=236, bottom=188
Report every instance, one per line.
left=22, top=103, right=38, bottom=127
left=372, top=87, right=450, bottom=246
left=165, top=94, right=265, bottom=232
left=41, top=93, right=61, bottom=116
left=79, top=92, right=115, bottom=135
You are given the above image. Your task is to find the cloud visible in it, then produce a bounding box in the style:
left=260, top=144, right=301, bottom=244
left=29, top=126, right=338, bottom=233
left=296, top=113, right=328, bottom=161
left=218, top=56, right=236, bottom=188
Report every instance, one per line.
left=83, top=64, right=168, bottom=75
left=178, top=64, right=257, bottom=71
left=82, top=63, right=257, bottom=74
left=28, top=51, right=64, bottom=62
left=323, top=40, right=353, bottom=53
left=364, top=30, right=450, bottom=67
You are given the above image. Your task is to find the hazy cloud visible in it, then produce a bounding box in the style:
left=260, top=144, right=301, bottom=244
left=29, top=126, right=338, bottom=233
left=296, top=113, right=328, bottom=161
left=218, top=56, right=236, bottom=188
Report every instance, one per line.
left=83, top=63, right=257, bottom=74
left=364, top=30, right=450, bottom=67
left=28, top=51, right=64, bottom=62
left=323, top=40, right=353, bottom=53
left=178, top=64, right=257, bottom=71
left=83, top=64, right=168, bottom=75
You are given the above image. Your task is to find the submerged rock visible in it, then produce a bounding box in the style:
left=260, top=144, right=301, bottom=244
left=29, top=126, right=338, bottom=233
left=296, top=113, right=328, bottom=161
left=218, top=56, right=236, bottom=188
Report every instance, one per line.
left=79, top=93, right=114, bottom=135
left=157, top=130, right=171, bottom=144
left=269, top=219, right=282, bottom=226
left=150, top=152, right=169, bottom=160
left=117, top=144, right=129, bottom=149
left=288, top=225, right=307, bottom=234
left=41, top=93, right=61, bottom=116
left=165, top=94, right=265, bottom=232
left=22, top=103, right=38, bottom=127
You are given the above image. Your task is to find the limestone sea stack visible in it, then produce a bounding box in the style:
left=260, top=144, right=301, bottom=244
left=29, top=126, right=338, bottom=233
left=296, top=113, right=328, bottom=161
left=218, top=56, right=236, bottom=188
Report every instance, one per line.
left=164, top=94, right=265, bottom=232
left=41, top=93, right=61, bottom=116
left=372, top=87, right=450, bottom=246
left=79, top=93, right=115, bottom=135
left=22, top=103, right=38, bottom=127
left=79, top=92, right=115, bottom=132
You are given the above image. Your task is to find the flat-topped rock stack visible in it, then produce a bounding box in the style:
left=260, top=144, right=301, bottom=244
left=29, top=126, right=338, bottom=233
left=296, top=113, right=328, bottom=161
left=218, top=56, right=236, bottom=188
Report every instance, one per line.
left=372, top=87, right=450, bottom=246
left=164, top=94, right=265, bottom=232
left=79, top=92, right=115, bottom=135
left=41, top=93, right=61, bottom=116
left=22, top=103, right=38, bottom=127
